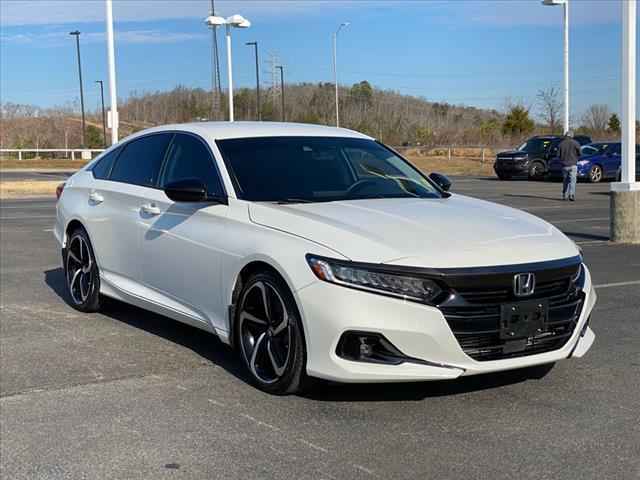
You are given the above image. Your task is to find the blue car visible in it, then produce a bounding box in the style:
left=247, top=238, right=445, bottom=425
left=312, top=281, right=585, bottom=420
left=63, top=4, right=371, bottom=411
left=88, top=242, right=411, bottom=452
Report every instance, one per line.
left=547, top=142, right=638, bottom=183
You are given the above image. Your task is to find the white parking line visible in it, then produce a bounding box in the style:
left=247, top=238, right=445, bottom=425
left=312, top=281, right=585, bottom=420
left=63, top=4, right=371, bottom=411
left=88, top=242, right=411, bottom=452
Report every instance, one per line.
left=0, top=205, right=55, bottom=210
left=552, top=217, right=609, bottom=224
left=523, top=205, right=608, bottom=211
left=0, top=216, right=55, bottom=220
left=594, top=280, right=640, bottom=289
left=575, top=240, right=610, bottom=246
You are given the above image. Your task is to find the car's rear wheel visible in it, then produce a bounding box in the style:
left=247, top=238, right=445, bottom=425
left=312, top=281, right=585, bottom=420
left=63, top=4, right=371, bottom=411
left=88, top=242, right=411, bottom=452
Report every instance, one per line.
left=588, top=164, right=603, bottom=183
left=235, top=271, right=307, bottom=395
left=64, top=227, right=102, bottom=312
left=528, top=161, right=545, bottom=181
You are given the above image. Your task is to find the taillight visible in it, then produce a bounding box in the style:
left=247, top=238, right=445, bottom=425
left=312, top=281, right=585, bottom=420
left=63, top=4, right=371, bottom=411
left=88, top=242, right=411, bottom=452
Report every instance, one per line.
left=56, top=182, right=65, bottom=201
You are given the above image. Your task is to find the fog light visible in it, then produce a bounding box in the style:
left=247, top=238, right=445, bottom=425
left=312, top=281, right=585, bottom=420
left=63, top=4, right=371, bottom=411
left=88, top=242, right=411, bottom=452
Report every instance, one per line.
left=359, top=338, right=374, bottom=358
left=337, top=331, right=406, bottom=365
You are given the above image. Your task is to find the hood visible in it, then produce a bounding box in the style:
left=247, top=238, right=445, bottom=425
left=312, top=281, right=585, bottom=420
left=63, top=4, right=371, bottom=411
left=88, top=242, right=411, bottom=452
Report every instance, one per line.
left=248, top=195, right=579, bottom=268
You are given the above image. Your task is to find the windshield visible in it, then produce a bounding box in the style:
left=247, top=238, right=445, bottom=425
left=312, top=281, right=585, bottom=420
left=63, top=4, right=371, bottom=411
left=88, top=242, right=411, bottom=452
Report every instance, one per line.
left=217, top=136, right=442, bottom=202
left=517, top=138, right=554, bottom=153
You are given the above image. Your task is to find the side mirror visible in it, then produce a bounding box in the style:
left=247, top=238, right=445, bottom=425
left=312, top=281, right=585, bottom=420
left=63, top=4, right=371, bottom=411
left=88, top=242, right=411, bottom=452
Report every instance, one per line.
left=164, top=178, right=208, bottom=203
left=429, top=172, right=452, bottom=192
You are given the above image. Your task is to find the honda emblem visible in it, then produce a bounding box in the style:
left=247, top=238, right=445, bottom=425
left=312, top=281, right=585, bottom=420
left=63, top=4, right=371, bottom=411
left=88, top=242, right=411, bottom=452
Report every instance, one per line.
left=514, top=273, right=536, bottom=297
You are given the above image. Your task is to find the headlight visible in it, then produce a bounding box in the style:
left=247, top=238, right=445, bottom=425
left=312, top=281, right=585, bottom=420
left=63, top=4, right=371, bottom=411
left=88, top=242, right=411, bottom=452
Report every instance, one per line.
left=577, top=160, right=589, bottom=166
left=306, top=255, right=443, bottom=304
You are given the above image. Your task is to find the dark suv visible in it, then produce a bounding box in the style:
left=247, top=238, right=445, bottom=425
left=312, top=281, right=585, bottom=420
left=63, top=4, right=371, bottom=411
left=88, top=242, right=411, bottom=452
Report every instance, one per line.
left=494, top=135, right=592, bottom=180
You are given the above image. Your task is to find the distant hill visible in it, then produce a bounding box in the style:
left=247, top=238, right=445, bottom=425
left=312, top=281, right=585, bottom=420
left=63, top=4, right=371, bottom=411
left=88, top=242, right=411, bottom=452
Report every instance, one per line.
left=1, top=82, right=545, bottom=149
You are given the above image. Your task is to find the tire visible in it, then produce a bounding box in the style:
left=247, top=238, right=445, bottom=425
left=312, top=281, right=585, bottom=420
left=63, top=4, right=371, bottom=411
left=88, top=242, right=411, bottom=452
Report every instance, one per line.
left=63, top=227, right=102, bottom=312
left=523, top=362, right=555, bottom=379
left=528, top=161, right=546, bottom=181
left=235, top=271, right=308, bottom=395
left=588, top=164, right=603, bottom=183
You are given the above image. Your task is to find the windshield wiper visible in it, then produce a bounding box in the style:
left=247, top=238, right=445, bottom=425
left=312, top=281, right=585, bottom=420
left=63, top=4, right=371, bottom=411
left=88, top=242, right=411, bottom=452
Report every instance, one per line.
left=275, top=198, right=315, bottom=204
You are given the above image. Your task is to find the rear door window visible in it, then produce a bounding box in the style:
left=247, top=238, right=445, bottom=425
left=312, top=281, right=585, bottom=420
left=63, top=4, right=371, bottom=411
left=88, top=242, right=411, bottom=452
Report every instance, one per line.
left=110, top=133, right=173, bottom=187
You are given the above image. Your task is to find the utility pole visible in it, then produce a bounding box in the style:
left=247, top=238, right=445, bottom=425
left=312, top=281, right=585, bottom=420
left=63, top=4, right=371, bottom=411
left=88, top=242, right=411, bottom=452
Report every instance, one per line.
left=246, top=41, right=261, bottom=120
left=96, top=80, right=107, bottom=147
left=209, top=0, right=222, bottom=119
left=276, top=65, right=285, bottom=122
left=69, top=30, right=86, bottom=147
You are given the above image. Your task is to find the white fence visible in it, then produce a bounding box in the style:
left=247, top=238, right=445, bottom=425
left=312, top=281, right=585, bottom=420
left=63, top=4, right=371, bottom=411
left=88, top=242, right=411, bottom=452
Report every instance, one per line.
left=0, top=149, right=105, bottom=161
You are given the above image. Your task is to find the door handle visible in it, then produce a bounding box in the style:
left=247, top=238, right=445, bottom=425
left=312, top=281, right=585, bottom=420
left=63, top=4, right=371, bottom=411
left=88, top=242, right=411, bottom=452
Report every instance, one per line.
left=89, top=191, right=104, bottom=204
left=141, top=203, right=161, bottom=216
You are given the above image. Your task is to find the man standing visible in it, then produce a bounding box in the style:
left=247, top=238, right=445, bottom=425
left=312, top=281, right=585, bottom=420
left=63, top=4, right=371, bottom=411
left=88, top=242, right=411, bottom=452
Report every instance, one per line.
left=558, top=131, right=581, bottom=201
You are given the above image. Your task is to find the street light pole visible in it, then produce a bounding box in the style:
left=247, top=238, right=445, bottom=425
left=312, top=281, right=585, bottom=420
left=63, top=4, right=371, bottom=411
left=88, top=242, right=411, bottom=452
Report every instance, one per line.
left=246, top=41, right=261, bottom=120
left=105, top=0, right=119, bottom=144
left=333, top=22, right=349, bottom=127
left=69, top=30, right=86, bottom=147
left=225, top=25, right=235, bottom=122
left=207, top=15, right=251, bottom=122
left=96, top=80, right=107, bottom=147
left=542, top=0, right=570, bottom=134
left=276, top=65, right=285, bottom=122
left=610, top=0, right=639, bottom=244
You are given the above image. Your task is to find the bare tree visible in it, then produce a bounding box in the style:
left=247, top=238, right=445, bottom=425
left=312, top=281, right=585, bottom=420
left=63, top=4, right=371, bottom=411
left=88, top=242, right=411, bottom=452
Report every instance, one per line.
left=536, top=87, right=561, bottom=133
left=582, top=104, right=610, bottom=133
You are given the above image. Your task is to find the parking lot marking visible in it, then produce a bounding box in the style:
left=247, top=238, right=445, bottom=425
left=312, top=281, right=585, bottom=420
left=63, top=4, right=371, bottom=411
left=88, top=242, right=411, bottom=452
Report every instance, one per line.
left=575, top=240, right=610, bottom=246
left=552, top=217, right=609, bottom=224
left=523, top=205, right=608, bottom=211
left=0, top=215, right=55, bottom=220
left=594, top=280, right=640, bottom=289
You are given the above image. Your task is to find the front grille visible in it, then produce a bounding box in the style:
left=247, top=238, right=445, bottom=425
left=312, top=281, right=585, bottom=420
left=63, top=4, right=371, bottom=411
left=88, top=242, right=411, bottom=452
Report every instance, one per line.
left=437, top=263, right=584, bottom=362
left=455, top=278, right=570, bottom=305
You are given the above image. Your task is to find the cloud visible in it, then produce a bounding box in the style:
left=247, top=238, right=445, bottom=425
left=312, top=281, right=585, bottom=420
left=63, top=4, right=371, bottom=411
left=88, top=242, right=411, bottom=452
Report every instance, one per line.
left=0, top=0, right=369, bottom=26
left=1, top=29, right=206, bottom=46
left=0, top=0, right=629, bottom=29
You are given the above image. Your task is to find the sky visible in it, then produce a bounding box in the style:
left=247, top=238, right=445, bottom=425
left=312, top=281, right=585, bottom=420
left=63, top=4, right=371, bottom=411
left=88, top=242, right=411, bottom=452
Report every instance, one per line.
left=0, top=0, right=638, bottom=121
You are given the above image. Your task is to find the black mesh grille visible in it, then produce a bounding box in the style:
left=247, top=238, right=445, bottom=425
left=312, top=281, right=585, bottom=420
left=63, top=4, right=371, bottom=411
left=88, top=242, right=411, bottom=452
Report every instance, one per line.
left=440, top=272, right=583, bottom=362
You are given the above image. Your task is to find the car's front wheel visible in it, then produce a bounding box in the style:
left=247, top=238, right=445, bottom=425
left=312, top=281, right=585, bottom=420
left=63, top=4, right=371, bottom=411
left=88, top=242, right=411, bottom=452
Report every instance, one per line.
left=528, top=161, right=546, bottom=181
left=235, top=271, right=308, bottom=394
left=64, top=227, right=102, bottom=312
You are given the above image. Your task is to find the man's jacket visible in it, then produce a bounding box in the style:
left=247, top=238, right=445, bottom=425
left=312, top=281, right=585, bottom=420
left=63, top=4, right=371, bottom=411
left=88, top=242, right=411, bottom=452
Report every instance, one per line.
left=558, top=136, right=582, bottom=167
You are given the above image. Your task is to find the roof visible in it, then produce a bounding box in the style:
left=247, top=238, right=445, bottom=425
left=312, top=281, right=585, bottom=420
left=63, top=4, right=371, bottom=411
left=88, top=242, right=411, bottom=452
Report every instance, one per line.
left=135, top=121, right=373, bottom=141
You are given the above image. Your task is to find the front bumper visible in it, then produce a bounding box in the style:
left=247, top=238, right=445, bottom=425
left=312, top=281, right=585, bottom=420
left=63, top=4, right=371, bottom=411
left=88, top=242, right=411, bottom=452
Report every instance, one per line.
left=295, top=265, right=596, bottom=383
left=494, top=161, right=529, bottom=176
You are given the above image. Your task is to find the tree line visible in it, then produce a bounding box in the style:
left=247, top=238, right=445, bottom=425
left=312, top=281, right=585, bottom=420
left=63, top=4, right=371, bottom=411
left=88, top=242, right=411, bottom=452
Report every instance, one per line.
left=1, top=82, right=633, bottom=151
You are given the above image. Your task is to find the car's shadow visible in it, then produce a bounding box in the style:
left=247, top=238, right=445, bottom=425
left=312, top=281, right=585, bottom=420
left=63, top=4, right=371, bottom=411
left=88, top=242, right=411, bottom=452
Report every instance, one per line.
left=44, top=267, right=551, bottom=401
left=43, top=267, right=251, bottom=384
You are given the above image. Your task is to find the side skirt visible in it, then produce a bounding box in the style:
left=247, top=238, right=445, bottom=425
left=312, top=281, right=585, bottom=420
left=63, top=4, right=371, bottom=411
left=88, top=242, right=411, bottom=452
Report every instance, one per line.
left=99, top=275, right=217, bottom=336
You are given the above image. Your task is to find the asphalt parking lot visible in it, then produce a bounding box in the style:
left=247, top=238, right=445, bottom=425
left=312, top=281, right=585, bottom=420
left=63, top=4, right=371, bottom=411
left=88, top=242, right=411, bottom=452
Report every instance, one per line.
left=1, top=177, right=639, bottom=480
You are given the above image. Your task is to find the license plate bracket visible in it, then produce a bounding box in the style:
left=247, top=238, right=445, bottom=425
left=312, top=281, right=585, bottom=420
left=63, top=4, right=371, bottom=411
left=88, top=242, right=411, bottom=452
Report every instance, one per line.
left=500, top=300, right=548, bottom=340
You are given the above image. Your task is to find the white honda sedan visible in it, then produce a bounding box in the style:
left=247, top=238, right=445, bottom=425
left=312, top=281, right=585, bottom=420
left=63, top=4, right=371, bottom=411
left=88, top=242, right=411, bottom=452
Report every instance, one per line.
left=55, top=122, right=596, bottom=394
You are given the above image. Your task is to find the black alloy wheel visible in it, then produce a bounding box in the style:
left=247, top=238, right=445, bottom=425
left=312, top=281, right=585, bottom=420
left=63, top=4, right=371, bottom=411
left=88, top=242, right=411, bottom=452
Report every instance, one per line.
left=236, top=271, right=308, bottom=394
left=64, top=228, right=102, bottom=312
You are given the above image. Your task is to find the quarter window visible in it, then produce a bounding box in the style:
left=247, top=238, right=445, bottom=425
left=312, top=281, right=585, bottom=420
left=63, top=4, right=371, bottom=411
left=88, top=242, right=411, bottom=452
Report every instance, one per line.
left=109, top=134, right=172, bottom=187
left=91, top=147, right=121, bottom=180
left=160, top=133, right=224, bottom=197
